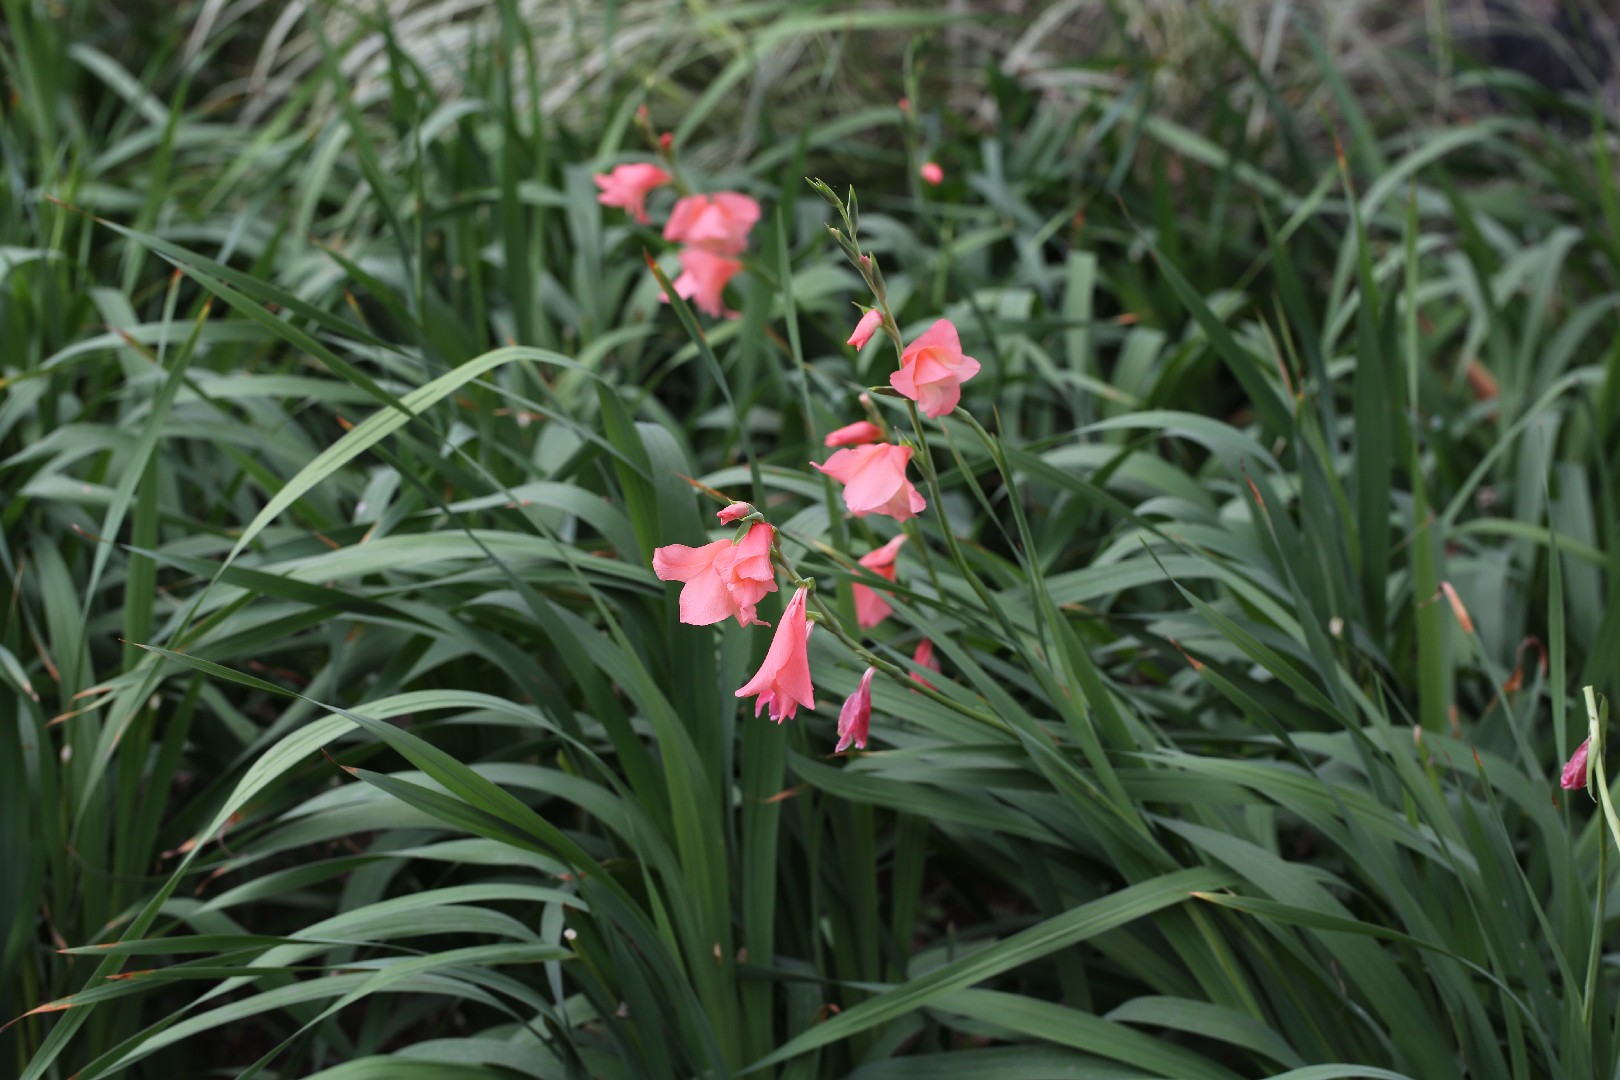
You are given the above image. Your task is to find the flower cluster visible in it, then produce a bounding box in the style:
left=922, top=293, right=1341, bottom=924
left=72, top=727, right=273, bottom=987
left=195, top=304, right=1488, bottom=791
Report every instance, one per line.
left=593, top=158, right=760, bottom=319
left=649, top=184, right=982, bottom=752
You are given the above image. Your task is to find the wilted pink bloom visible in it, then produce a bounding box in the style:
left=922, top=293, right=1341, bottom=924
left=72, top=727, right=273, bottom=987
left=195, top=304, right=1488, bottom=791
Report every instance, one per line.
left=667, top=246, right=743, bottom=319
left=824, top=420, right=884, bottom=448
left=663, top=192, right=761, bottom=255
left=652, top=522, right=776, bottom=626
left=847, top=309, right=883, bottom=349
left=736, top=587, right=816, bottom=723
left=593, top=163, right=672, bottom=224
left=919, top=161, right=944, bottom=186
left=1562, top=738, right=1592, bottom=790
left=811, top=443, right=926, bottom=521
left=852, top=534, right=907, bottom=629
left=836, top=667, right=876, bottom=752
left=717, top=502, right=754, bottom=524
left=892, top=318, right=981, bottom=418
left=911, top=638, right=940, bottom=691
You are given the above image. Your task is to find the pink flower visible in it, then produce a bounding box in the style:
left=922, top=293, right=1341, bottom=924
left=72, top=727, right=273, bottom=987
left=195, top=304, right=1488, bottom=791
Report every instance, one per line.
left=652, top=522, right=777, bottom=626
left=824, top=420, right=884, bottom=448
left=847, top=309, right=883, bottom=349
left=717, top=502, right=753, bottom=524
left=593, top=163, right=672, bottom=224
left=1562, top=738, right=1592, bottom=790
left=892, top=318, right=981, bottom=418
left=736, top=587, right=816, bottom=722
left=836, top=667, right=876, bottom=752
left=852, top=534, right=907, bottom=629
left=910, top=638, right=940, bottom=691
left=668, top=246, right=743, bottom=319
left=811, top=443, right=926, bottom=521
left=919, top=161, right=944, bottom=186
left=663, top=192, right=761, bottom=255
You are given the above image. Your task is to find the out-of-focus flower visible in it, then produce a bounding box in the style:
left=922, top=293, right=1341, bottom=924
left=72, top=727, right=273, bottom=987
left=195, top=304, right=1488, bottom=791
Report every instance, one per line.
left=593, top=163, right=672, bottom=224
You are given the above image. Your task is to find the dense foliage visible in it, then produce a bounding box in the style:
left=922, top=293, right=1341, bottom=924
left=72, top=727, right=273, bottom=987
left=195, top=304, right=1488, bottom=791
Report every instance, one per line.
left=5, top=1, right=1620, bottom=1077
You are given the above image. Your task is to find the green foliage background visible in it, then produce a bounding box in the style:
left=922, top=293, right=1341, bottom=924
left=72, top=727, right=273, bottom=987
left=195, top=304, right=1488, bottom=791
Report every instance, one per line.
left=3, top=1, right=1620, bottom=1076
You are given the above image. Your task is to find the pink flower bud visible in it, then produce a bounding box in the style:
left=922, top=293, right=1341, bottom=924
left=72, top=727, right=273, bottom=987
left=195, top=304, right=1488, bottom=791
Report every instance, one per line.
left=1562, top=738, right=1592, bottom=790
left=824, top=420, right=884, bottom=448
left=836, top=667, right=876, bottom=751
left=847, top=308, right=883, bottom=349
left=919, top=161, right=944, bottom=186
left=716, top=502, right=754, bottom=524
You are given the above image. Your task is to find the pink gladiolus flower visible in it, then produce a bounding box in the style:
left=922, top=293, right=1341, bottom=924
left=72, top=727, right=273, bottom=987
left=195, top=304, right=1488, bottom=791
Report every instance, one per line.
left=717, top=502, right=753, bottom=524
left=824, top=420, right=884, bottom=448
left=811, top=443, right=926, bottom=521
left=853, top=534, right=907, bottom=629
left=736, top=587, right=816, bottom=723
left=847, top=309, right=883, bottom=349
left=668, top=246, right=743, bottom=319
left=652, top=522, right=777, bottom=627
left=663, top=192, right=761, bottom=255
left=911, top=638, right=940, bottom=691
left=892, top=318, right=981, bottom=418
left=593, top=163, right=672, bottom=224
left=1562, top=738, right=1592, bottom=790
left=919, top=161, right=944, bottom=186
left=836, top=667, right=876, bottom=752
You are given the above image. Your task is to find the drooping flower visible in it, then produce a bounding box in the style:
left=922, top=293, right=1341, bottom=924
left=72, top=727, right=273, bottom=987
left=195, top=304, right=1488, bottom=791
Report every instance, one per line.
left=592, top=163, right=672, bottom=224
left=717, top=502, right=754, bottom=524
left=652, top=522, right=776, bottom=626
left=852, top=534, right=907, bottom=629
left=892, top=319, right=980, bottom=418
left=736, top=587, right=816, bottom=723
left=847, top=309, right=883, bottom=349
left=668, top=246, right=743, bottom=319
left=911, top=637, right=940, bottom=691
left=836, top=667, right=876, bottom=752
left=1562, top=738, right=1592, bottom=790
left=663, top=192, right=761, bottom=255
left=824, top=420, right=884, bottom=448
left=919, top=161, right=944, bottom=186
left=811, top=443, right=926, bottom=521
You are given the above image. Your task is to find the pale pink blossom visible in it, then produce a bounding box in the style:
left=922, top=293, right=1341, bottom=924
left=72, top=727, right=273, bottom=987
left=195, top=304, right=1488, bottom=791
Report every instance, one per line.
left=836, top=667, right=876, bottom=752
left=811, top=443, right=926, bottom=521
left=652, top=522, right=776, bottom=626
left=852, top=534, right=907, bottom=629
left=663, top=192, right=761, bottom=255
left=847, top=309, right=883, bottom=349
left=736, top=587, right=816, bottom=723
left=892, top=318, right=980, bottom=418
left=824, top=420, right=884, bottom=448
left=668, top=246, right=743, bottom=319
left=593, top=163, right=672, bottom=224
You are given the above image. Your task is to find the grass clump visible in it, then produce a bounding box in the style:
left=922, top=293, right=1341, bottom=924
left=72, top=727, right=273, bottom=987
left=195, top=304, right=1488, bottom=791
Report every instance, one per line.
left=4, top=2, right=1620, bottom=1077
